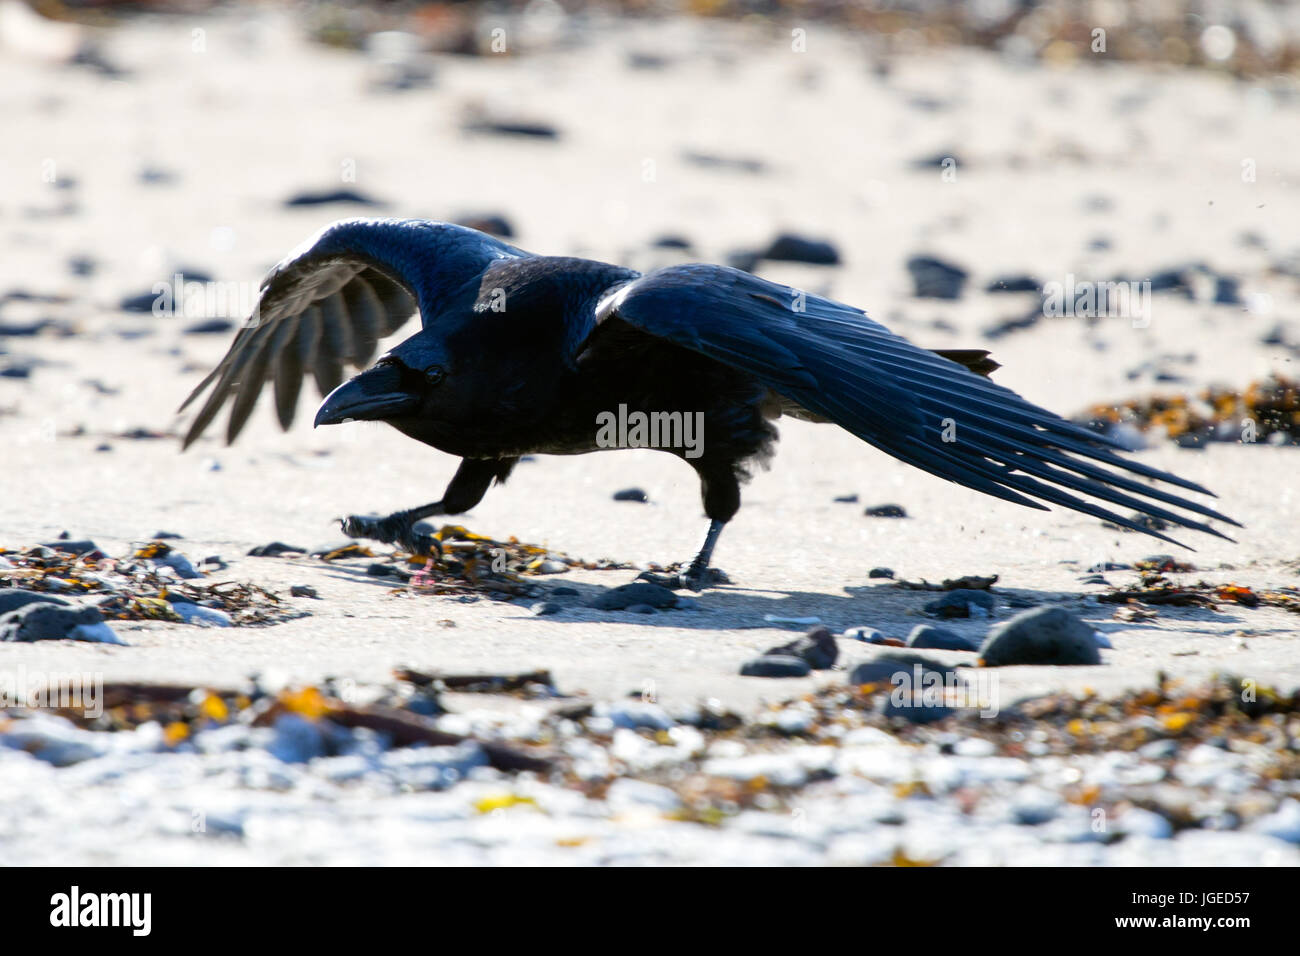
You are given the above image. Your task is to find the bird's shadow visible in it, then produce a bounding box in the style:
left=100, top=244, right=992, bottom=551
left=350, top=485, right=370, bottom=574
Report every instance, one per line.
left=305, top=560, right=1245, bottom=638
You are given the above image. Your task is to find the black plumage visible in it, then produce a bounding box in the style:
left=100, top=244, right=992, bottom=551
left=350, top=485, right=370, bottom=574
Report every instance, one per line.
left=181, top=218, right=1237, bottom=588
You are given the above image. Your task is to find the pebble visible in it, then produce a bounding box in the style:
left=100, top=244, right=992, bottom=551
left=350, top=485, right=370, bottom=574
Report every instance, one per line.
left=864, top=503, right=907, bottom=518
left=248, top=542, right=306, bottom=557
left=906, top=624, right=979, bottom=652
left=0, top=588, right=68, bottom=616
left=1117, top=807, right=1173, bottom=839
left=876, top=693, right=954, bottom=724
left=740, top=655, right=812, bottom=678
left=923, top=589, right=995, bottom=619
left=455, top=214, right=514, bottom=238
left=168, top=602, right=233, bottom=628
left=833, top=493, right=859, bottom=503
left=849, top=652, right=955, bottom=686
left=153, top=550, right=202, bottom=579
left=1249, top=801, right=1300, bottom=844
left=907, top=254, right=969, bottom=299
left=183, top=318, right=235, bottom=335
left=535, top=559, right=568, bottom=574
left=289, top=585, right=319, bottom=599
left=283, top=188, right=384, bottom=207
left=588, top=582, right=677, bottom=611
left=760, top=234, right=841, bottom=266
left=549, top=587, right=580, bottom=598
left=843, top=626, right=890, bottom=644
left=531, top=601, right=562, bottom=616
left=0, top=604, right=124, bottom=644
left=980, top=606, right=1102, bottom=666
left=40, top=539, right=99, bottom=555
left=868, top=567, right=894, bottom=579
left=763, top=626, right=838, bottom=670
left=612, top=487, right=649, bottom=502
left=600, top=701, right=676, bottom=731
left=463, top=118, right=560, bottom=139
left=985, top=275, right=1040, bottom=293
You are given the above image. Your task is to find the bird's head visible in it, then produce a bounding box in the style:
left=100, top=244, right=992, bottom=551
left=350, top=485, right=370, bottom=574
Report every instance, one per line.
left=313, top=328, right=456, bottom=433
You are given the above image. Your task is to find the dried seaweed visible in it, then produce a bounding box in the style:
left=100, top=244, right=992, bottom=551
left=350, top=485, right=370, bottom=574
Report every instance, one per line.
left=0, top=542, right=298, bottom=626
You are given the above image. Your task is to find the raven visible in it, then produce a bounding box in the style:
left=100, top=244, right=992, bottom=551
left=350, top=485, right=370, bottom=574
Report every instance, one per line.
left=181, top=218, right=1236, bottom=589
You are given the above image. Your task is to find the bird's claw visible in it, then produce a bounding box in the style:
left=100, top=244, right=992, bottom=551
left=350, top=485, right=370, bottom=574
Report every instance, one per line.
left=339, top=512, right=441, bottom=559
left=637, top=566, right=729, bottom=592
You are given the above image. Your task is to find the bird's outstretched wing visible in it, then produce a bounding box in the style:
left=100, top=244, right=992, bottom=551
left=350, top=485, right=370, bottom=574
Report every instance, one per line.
left=592, top=264, right=1237, bottom=547
left=179, top=218, right=525, bottom=447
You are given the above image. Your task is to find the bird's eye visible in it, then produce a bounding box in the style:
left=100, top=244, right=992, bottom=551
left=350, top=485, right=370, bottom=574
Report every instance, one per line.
left=425, top=365, right=446, bottom=386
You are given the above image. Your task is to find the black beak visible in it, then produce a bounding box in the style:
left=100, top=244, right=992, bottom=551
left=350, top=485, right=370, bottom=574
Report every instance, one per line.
left=314, top=363, right=419, bottom=427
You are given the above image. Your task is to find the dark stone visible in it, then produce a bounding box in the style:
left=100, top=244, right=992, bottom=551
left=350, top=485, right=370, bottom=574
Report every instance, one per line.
left=651, top=235, right=693, bottom=250
left=923, top=589, right=995, bottom=619
left=550, top=586, right=580, bottom=598
left=183, top=318, right=235, bottom=335
left=1213, top=276, right=1241, bottom=306
left=456, top=214, right=514, bottom=238
left=876, top=694, right=954, bottom=724
left=612, top=487, right=649, bottom=502
left=982, top=307, right=1042, bottom=339
left=833, top=493, right=859, bottom=503
left=864, top=503, right=907, bottom=518
left=868, top=567, right=895, bottom=579
left=283, top=188, right=384, bottom=207
left=0, top=603, right=109, bottom=643
left=463, top=119, right=559, bottom=139
left=290, top=585, right=319, bottom=599
left=588, top=582, right=678, bottom=611
left=531, top=601, right=562, bottom=616
left=906, top=624, right=979, bottom=651
left=740, top=655, right=811, bottom=678
left=984, top=275, right=1040, bottom=293
left=906, top=255, right=969, bottom=299
left=247, top=541, right=307, bottom=557
left=725, top=249, right=762, bottom=273
left=40, top=539, right=100, bottom=555
left=849, top=652, right=954, bottom=686
left=760, top=234, right=840, bottom=266
left=764, top=626, right=838, bottom=670
left=0, top=589, right=69, bottom=616
left=980, top=606, right=1102, bottom=666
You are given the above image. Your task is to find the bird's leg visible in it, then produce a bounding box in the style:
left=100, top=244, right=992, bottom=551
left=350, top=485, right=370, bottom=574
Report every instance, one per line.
left=638, top=520, right=731, bottom=591
left=639, top=463, right=740, bottom=591
left=339, top=457, right=513, bottom=557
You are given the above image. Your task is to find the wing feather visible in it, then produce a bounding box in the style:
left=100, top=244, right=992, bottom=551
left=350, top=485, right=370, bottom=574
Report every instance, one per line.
left=592, top=264, right=1236, bottom=546
left=179, top=218, right=525, bottom=447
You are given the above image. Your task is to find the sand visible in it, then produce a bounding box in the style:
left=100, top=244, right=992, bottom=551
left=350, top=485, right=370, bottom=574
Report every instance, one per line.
left=0, top=7, right=1297, bottom=865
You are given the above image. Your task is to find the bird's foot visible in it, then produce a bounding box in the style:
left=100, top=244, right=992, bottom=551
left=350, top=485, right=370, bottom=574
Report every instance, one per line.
left=637, top=565, right=730, bottom=592
left=339, top=510, right=441, bottom=558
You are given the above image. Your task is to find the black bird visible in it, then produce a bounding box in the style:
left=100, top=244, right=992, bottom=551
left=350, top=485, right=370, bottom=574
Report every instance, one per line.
left=180, top=218, right=1237, bottom=589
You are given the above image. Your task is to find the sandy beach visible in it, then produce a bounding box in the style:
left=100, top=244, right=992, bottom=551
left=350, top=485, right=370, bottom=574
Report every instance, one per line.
left=1, top=4, right=1298, bottom=865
